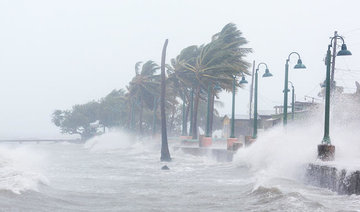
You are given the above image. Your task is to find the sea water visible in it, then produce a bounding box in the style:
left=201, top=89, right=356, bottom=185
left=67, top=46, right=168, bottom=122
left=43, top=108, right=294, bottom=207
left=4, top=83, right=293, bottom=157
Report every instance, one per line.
left=0, top=127, right=359, bottom=211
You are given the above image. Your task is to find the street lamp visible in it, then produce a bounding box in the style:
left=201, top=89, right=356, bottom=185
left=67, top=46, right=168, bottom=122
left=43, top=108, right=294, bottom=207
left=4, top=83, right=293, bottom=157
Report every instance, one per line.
left=253, top=63, right=273, bottom=139
left=229, top=75, right=248, bottom=139
left=288, top=81, right=295, bottom=120
left=318, top=34, right=352, bottom=161
left=283, top=52, right=306, bottom=125
left=227, top=75, right=247, bottom=150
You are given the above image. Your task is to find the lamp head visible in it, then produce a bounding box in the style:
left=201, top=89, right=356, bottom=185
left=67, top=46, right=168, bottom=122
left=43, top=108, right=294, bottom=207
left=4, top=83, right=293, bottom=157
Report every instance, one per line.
left=294, top=59, right=306, bottom=69
left=214, top=84, right=222, bottom=91
left=337, top=44, right=352, bottom=56
left=320, top=80, right=326, bottom=88
left=282, top=89, right=290, bottom=93
left=239, top=76, right=248, bottom=84
left=262, top=68, right=273, bottom=77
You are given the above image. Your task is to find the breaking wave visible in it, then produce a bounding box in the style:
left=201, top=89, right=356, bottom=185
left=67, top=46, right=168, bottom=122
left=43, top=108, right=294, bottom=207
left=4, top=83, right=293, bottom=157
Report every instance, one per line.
left=0, top=145, right=48, bottom=194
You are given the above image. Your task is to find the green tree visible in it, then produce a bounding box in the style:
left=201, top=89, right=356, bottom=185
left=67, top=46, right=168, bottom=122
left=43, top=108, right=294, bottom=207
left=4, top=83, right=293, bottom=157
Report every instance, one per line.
left=127, top=60, right=160, bottom=135
left=160, top=39, right=171, bottom=162
left=175, top=23, right=252, bottom=139
left=52, top=101, right=100, bottom=140
left=98, top=89, right=127, bottom=131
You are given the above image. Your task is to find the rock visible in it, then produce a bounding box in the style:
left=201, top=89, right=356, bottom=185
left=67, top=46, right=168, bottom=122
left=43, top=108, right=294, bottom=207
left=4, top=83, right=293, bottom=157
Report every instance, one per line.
left=161, top=165, right=170, bottom=170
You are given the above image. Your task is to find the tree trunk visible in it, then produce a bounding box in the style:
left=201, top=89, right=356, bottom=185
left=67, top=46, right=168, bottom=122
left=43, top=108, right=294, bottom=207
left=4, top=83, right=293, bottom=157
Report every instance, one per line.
left=209, top=91, right=215, bottom=135
left=192, top=84, right=201, bottom=139
left=127, top=101, right=132, bottom=129
left=168, top=106, right=176, bottom=136
left=160, top=39, right=171, bottom=162
left=152, top=97, right=158, bottom=136
left=185, top=97, right=190, bottom=135
left=139, top=100, right=143, bottom=135
left=188, top=88, right=194, bottom=136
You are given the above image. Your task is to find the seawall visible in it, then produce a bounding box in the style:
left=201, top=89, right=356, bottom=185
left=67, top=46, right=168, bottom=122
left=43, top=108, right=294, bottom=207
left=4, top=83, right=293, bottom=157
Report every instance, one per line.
left=306, top=163, right=360, bottom=195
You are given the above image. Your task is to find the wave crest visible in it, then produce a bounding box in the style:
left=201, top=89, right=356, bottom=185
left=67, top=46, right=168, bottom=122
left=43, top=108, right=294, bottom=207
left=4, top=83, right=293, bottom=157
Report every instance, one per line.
left=0, top=145, right=48, bottom=194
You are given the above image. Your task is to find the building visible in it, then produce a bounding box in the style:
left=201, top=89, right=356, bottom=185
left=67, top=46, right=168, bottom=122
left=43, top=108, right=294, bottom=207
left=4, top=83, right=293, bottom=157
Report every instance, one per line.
left=222, top=110, right=281, bottom=139
left=273, top=101, right=320, bottom=119
left=222, top=100, right=318, bottom=139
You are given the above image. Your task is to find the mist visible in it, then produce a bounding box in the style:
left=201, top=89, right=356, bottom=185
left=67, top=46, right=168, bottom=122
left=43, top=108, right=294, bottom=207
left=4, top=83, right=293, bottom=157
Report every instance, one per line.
left=0, top=0, right=359, bottom=138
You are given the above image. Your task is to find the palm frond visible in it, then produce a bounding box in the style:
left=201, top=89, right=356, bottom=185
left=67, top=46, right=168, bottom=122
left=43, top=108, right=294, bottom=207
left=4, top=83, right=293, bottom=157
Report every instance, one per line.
left=135, top=61, right=142, bottom=75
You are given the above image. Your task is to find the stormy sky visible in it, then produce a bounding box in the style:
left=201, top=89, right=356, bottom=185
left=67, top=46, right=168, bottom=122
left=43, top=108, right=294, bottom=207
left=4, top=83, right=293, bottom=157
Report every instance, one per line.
left=0, top=0, right=359, bottom=138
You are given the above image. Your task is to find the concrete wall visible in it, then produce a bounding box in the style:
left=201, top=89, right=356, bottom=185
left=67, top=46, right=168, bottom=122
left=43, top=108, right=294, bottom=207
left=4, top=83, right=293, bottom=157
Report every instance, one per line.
left=306, top=163, right=360, bottom=195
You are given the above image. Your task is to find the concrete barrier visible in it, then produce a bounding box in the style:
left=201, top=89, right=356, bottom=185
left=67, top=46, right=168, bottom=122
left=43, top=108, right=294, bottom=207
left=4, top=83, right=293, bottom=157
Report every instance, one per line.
left=173, top=146, right=234, bottom=162
left=180, top=138, right=199, bottom=146
left=245, top=136, right=256, bottom=147
left=306, top=163, right=360, bottom=195
left=200, top=136, right=212, bottom=147
left=227, top=137, right=242, bottom=151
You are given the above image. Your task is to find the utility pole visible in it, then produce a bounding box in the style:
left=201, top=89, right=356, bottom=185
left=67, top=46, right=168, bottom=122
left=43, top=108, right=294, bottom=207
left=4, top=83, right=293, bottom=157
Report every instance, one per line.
left=330, top=31, right=338, bottom=89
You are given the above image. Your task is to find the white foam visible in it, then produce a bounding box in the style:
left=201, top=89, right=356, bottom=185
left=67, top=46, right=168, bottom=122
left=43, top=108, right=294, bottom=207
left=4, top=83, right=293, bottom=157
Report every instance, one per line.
left=84, top=130, right=134, bottom=152
left=0, top=145, right=48, bottom=194
left=83, top=129, right=157, bottom=154
left=234, top=96, right=360, bottom=187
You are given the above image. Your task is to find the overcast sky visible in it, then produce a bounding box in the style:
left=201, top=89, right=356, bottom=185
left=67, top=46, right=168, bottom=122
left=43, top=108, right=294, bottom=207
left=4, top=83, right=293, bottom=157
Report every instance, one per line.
left=0, top=0, right=359, bottom=138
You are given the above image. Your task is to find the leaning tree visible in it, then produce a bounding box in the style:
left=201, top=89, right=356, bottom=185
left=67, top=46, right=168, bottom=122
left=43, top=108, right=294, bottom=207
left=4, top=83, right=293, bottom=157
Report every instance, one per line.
left=178, top=23, right=252, bottom=139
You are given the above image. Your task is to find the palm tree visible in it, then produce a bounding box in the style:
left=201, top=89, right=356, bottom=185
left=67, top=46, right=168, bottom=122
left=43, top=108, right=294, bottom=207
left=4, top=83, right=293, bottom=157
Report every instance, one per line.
left=166, top=45, right=199, bottom=136
left=160, top=39, right=171, bottom=162
left=179, top=23, right=252, bottom=139
left=127, top=60, right=160, bottom=135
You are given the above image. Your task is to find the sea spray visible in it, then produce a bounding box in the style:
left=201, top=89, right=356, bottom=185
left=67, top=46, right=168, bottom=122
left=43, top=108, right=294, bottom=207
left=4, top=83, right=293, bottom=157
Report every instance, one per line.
left=234, top=121, right=320, bottom=190
left=0, top=144, right=48, bottom=194
left=233, top=96, right=360, bottom=190
left=84, top=130, right=160, bottom=154
left=84, top=130, right=134, bottom=152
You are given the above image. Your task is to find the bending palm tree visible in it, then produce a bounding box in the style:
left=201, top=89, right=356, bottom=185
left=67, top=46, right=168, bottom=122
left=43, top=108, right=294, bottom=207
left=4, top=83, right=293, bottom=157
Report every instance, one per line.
left=127, top=61, right=160, bottom=135
left=181, top=23, right=252, bottom=139
left=160, top=39, right=171, bottom=162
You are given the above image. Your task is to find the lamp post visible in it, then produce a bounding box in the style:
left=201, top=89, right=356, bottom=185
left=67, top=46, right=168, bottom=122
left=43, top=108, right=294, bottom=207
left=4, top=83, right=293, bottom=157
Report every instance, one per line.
left=253, top=63, right=273, bottom=139
left=288, top=81, right=295, bottom=120
left=283, top=52, right=306, bottom=125
left=230, top=75, right=248, bottom=138
left=318, top=34, right=352, bottom=161
left=227, top=75, right=248, bottom=150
